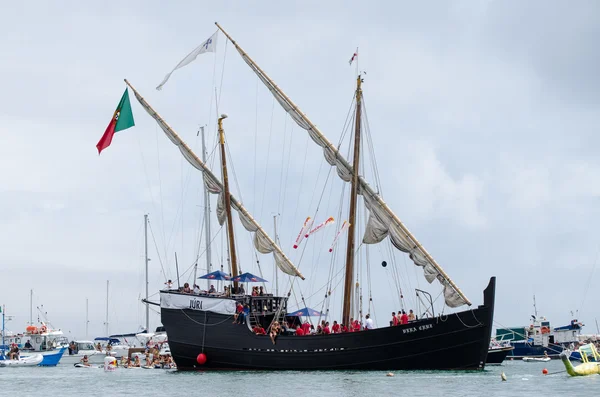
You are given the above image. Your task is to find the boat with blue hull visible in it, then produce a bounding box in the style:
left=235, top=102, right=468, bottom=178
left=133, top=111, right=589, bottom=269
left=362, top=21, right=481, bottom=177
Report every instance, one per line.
left=496, top=317, right=585, bottom=360
left=19, top=347, right=66, bottom=366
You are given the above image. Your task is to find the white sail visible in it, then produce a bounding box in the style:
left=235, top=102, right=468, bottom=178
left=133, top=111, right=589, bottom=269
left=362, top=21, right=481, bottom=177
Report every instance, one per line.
left=124, top=79, right=305, bottom=280
left=215, top=23, right=468, bottom=307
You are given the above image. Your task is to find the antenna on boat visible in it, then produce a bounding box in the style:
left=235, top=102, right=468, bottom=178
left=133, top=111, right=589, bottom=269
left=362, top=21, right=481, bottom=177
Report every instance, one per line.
left=29, top=289, right=33, bottom=326
left=533, top=295, right=538, bottom=318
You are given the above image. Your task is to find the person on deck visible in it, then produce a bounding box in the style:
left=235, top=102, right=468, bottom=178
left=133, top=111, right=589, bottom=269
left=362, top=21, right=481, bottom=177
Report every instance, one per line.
left=364, top=314, right=374, bottom=330
left=183, top=283, right=192, bottom=293
left=341, top=323, right=348, bottom=333
left=400, top=311, right=409, bottom=325
left=323, top=322, right=331, bottom=335
left=295, top=325, right=304, bottom=336
left=193, top=284, right=200, bottom=294
left=165, top=280, right=173, bottom=289
left=24, top=340, right=33, bottom=350
left=392, top=312, right=398, bottom=326
left=236, top=304, right=249, bottom=324
left=239, top=284, right=245, bottom=295
left=270, top=322, right=280, bottom=344
left=259, top=286, right=265, bottom=296
left=408, top=310, right=416, bottom=322
left=233, top=302, right=243, bottom=324
left=332, top=321, right=340, bottom=334
left=252, top=286, right=258, bottom=296
left=302, top=321, right=311, bottom=335
left=208, top=285, right=216, bottom=293
left=353, top=320, right=361, bottom=332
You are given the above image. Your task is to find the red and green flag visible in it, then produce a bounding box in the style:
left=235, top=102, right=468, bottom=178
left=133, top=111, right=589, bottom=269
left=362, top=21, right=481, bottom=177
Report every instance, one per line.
left=96, top=88, right=135, bottom=154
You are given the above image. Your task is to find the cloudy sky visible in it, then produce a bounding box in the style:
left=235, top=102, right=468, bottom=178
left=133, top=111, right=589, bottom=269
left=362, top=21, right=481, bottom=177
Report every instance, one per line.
left=1, top=1, right=599, bottom=340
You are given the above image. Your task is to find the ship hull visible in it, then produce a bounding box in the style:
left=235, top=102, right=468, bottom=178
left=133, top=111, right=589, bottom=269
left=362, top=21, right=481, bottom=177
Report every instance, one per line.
left=161, top=277, right=495, bottom=371
left=486, top=346, right=514, bottom=364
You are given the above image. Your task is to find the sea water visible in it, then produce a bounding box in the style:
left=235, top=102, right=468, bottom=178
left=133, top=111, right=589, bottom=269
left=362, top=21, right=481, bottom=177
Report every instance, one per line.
left=0, top=359, right=597, bottom=396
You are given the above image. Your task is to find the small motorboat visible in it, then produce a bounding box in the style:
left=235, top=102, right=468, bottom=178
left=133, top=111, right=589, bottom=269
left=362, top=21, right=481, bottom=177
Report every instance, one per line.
left=0, top=354, right=43, bottom=367
left=522, top=356, right=551, bottom=362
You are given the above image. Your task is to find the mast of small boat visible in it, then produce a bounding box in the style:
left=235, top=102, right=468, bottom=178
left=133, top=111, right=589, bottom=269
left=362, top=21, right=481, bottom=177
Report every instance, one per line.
left=201, top=125, right=213, bottom=290
left=342, top=75, right=363, bottom=327
left=218, top=114, right=239, bottom=291
left=105, top=280, right=109, bottom=336
left=144, top=214, right=149, bottom=332
left=1, top=305, right=5, bottom=356
left=85, top=298, right=89, bottom=339
left=29, top=289, right=33, bottom=326
left=273, top=214, right=279, bottom=296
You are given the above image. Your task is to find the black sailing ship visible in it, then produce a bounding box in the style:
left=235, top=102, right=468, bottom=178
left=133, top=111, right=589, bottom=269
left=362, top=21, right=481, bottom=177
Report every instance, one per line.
left=129, top=22, right=496, bottom=370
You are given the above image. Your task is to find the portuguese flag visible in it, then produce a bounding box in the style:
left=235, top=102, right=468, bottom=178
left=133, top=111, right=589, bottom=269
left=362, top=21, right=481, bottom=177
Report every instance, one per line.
left=96, top=88, right=135, bottom=154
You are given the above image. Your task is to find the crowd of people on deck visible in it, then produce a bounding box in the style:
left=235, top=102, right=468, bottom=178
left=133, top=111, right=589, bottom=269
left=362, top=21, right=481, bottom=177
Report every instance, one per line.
left=166, top=280, right=269, bottom=298
left=390, top=310, right=417, bottom=326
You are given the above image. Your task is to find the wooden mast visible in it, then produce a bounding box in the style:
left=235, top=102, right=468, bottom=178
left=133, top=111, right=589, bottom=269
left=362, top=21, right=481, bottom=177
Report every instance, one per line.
left=218, top=114, right=239, bottom=291
left=342, top=75, right=363, bottom=327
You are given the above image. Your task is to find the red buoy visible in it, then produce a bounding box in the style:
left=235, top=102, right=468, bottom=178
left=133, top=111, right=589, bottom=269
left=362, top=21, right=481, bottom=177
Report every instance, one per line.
left=196, top=353, right=207, bottom=365
left=542, top=368, right=548, bottom=375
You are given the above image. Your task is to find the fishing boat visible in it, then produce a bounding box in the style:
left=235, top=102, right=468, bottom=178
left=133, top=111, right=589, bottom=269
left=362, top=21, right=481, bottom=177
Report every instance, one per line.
left=495, top=315, right=584, bottom=359
left=119, top=23, right=496, bottom=370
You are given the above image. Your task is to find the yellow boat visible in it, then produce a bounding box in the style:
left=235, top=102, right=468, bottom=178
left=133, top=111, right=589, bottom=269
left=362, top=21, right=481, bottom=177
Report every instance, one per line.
left=560, top=343, right=600, bottom=376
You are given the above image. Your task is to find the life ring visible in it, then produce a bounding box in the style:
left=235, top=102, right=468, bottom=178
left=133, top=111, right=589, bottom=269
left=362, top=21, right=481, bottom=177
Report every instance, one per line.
left=40, top=325, right=48, bottom=333
left=541, top=326, right=550, bottom=334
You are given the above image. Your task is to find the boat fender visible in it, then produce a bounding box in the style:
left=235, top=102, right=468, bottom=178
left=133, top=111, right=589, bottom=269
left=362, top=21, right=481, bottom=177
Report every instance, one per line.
left=542, top=369, right=548, bottom=375
left=196, top=353, right=207, bottom=365
left=40, top=325, right=47, bottom=333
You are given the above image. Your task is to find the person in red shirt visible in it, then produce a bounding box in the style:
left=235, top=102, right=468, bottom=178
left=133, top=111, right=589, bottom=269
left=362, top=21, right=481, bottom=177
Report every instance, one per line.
left=392, top=312, right=399, bottom=326
left=256, top=325, right=266, bottom=335
left=332, top=321, right=340, bottom=334
left=323, top=322, right=331, bottom=335
left=233, top=302, right=243, bottom=324
left=302, top=321, right=311, bottom=335
left=295, top=326, right=304, bottom=336
left=353, top=320, right=361, bottom=332
left=400, top=310, right=409, bottom=325
left=341, top=323, right=348, bottom=333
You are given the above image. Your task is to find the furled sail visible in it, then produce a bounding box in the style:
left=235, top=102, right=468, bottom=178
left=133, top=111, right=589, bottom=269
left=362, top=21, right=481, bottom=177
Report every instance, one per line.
left=215, top=23, right=468, bottom=307
left=124, top=79, right=305, bottom=280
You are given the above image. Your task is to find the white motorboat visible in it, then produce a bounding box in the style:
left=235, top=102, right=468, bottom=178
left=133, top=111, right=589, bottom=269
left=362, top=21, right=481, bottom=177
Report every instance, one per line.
left=522, top=356, right=551, bottom=362
left=60, top=341, right=112, bottom=365
left=0, top=354, right=43, bottom=367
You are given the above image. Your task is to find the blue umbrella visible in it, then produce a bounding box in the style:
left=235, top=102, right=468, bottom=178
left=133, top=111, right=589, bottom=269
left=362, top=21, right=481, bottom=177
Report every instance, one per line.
left=286, top=307, right=325, bottom=317
left=231, top=272, right=268, bottom=283
left=198, top=270, right=231, bottom=280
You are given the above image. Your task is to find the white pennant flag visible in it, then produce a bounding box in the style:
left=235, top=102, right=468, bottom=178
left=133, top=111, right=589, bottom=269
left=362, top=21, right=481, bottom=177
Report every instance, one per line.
left=156, top=31, right=218, bottom=90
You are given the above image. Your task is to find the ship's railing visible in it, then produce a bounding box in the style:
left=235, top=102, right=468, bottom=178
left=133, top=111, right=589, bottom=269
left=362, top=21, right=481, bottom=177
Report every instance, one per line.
left=233, top=295, right=288, bottom=315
